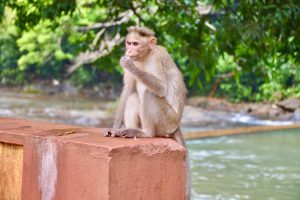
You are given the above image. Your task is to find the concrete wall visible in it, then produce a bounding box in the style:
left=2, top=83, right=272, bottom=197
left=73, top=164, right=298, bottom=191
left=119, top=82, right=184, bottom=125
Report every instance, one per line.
left=0, top=118, right=186, bottom=200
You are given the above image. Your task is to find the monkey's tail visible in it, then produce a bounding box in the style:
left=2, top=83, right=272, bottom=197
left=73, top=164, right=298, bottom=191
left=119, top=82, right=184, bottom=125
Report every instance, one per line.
left=172, top=128, right=191, bottom=200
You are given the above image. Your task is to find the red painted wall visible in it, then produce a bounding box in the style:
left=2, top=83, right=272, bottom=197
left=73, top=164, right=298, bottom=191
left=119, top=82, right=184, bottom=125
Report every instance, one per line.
left=0, top=118, right=186, bottom=200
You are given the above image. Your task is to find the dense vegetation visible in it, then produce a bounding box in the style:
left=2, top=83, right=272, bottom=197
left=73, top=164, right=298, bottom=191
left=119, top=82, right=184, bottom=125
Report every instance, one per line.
left=0, top=0, right=299, bottom=102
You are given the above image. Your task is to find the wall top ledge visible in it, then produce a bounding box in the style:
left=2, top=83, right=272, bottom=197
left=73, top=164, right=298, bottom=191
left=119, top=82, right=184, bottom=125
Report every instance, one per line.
left=0, top=118, right=185, bottom=153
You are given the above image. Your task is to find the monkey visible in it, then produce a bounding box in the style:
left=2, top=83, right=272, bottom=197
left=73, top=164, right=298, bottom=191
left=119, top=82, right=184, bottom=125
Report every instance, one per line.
left=105, top=26, right=190, bottom=200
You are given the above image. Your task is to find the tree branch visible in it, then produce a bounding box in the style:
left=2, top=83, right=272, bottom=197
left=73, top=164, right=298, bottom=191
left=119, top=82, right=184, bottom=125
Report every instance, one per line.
left=66, top=33, right=124, bottom=76
left=74, top=10, right=133, bottom=31
left=66, top=10, right=134, bottom=76
left=129, top=3, right=144, bottom=24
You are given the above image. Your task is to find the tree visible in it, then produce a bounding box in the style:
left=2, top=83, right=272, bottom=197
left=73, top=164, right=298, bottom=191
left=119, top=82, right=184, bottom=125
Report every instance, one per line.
left=0, top=0, right=299, bottom=101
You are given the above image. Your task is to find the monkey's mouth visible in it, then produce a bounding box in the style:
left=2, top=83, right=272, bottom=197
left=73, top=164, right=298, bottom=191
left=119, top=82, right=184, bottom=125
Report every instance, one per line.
left=129, top=56, right=139, bottom=60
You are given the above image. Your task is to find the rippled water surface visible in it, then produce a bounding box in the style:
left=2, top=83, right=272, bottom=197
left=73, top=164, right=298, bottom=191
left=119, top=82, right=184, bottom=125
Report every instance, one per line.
left=0, top=89, right=115, bottom=127
left=188, top=129, right=300, bottom=200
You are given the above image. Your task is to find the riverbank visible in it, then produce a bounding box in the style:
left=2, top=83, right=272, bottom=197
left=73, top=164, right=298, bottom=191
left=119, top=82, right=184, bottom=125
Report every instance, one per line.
left=1, top=86, right=299, bottom=132
left=186, top=96, right=300, bottom=122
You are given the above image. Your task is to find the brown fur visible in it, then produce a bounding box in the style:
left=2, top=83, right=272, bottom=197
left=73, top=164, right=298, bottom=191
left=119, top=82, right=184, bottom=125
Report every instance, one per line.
left=105, top=26, right=190, bottom=200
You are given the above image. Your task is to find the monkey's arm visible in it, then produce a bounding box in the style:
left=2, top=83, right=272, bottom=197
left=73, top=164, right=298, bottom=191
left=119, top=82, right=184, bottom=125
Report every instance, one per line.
left=130, top=68, right=165, bottom=97
left=122, top=60, right=166, bottom=98
left=113, top=72, right=135, bottom=129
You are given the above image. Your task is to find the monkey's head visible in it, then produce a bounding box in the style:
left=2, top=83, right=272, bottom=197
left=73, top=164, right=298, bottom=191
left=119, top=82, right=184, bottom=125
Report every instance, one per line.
left=125, top=26, right=157, bottom=61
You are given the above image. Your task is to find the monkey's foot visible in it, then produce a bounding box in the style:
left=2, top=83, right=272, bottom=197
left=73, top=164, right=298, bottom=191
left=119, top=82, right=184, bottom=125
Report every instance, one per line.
left=104, top=129, right=120, bottom=137
left=118, top=128, right=142, bottom=138
left=105, top=128, right=142, bottom=138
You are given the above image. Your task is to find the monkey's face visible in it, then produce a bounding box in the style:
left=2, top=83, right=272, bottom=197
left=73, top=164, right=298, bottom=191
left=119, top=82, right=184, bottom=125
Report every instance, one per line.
left=125, top=33, right=152, bottom=61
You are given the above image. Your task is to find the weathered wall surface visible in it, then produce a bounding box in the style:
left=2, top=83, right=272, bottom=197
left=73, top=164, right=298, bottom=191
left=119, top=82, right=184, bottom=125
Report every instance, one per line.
left=0, top=118, right=186, bottom=200
left=0, top=142, right=23, bottom=200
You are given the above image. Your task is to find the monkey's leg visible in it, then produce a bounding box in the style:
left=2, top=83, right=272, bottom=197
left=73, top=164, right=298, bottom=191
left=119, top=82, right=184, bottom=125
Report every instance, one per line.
left=124, top=92, right=141, bottom=129
left=109, top=92, right=153, bottom=138
left=113, top=92, right=146, bottom=138
left=107, top=93, right=140, bottom=137
left=139, top=89, right=181, bottom=137
left=114, top=91, right=175, bottom=138
left=140, top=90, right=179, bottom=137
left=115, top=91, right=157, bottom=138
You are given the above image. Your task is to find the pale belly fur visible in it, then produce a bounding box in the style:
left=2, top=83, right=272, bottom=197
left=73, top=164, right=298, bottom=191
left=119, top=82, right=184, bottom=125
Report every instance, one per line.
left=136, top=81, right=146, bottom=101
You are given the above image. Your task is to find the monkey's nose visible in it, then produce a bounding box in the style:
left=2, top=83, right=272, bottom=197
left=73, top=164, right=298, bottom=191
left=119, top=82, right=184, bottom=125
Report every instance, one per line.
left=125, top=51, right=131, bottom=56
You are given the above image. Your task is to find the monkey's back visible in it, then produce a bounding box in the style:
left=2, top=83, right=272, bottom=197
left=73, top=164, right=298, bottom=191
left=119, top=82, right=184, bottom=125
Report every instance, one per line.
left=155, top=46, right=187, bottom=119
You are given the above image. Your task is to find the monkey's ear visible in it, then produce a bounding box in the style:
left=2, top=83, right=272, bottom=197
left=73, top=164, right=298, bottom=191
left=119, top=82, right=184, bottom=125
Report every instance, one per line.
left=149, top=37, right=157, bottom=49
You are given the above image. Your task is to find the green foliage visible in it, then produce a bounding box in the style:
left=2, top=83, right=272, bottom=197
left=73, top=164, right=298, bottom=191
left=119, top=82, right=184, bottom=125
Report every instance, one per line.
left=220, top=83, right=252, bottom=102
left=217, top=53, right=238, bottom=74
left=1, top=0, right=76, bottom=29
left=0, top=8, right=23, bottom=85
left=16, top=19, right=72, bottom=80
left=0, top=0, right=299, bottom=102
left=258, top=57, right=298, bottom=101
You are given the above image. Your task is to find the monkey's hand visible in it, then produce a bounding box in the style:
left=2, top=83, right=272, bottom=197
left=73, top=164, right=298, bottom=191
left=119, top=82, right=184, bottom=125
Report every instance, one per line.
left=104, top=129, right=118, bottom=137
left=103, top=120, right=122, bottom=136
left=120, top=56, right=135, bottom=70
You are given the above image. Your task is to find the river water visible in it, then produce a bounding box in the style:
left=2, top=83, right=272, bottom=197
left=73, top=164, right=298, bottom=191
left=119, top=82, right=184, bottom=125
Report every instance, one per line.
left=188, top=129, right=300, bottom=200
left=0, top=88, right=115, bottom=127
left=0, top=88, right=293, bottom=130
left=1, top=88, right=299, bottom=200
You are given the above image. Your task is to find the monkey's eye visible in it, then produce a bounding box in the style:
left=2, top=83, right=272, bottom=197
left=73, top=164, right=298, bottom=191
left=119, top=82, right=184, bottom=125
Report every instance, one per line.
left=133, top=42, right=139, bottom=46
